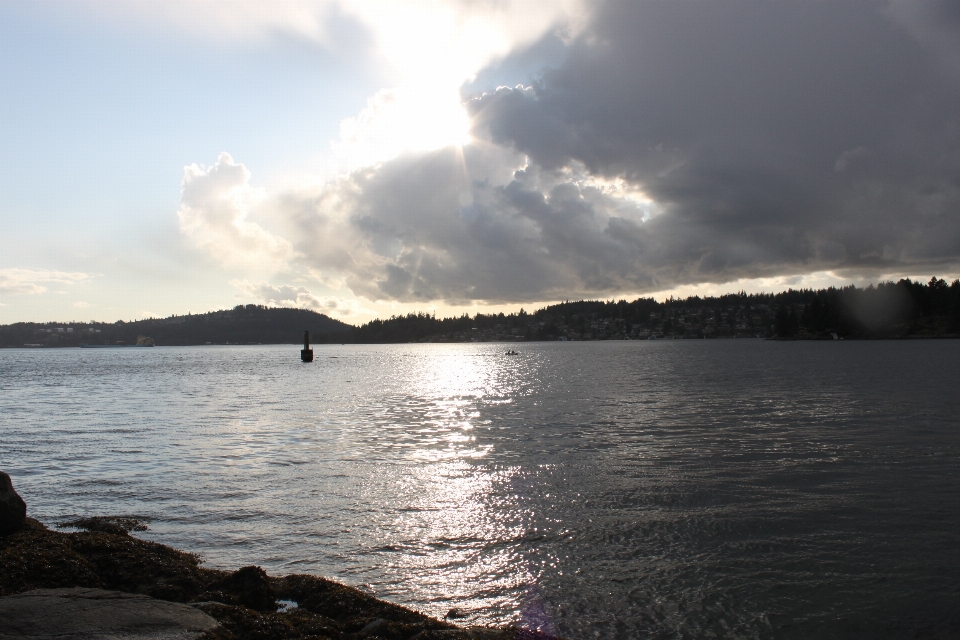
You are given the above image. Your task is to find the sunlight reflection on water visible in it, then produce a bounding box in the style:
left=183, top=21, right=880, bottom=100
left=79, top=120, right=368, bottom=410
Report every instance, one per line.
left=3, top=341, right=960, bottom=639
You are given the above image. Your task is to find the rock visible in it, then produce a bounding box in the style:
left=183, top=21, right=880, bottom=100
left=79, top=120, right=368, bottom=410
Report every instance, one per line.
left=202, top=565, right=277, bottom=612
left=60, top=516, right=148, bottom=536
left=359, top=617, right=388, bottom=635
left=0, top=472, right=27, bottom=536
left=0, top=587, right=218, bottom=640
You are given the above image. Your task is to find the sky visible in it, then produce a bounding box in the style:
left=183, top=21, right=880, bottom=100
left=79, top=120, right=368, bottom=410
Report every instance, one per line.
left=2, top=0, right=960, bottom=325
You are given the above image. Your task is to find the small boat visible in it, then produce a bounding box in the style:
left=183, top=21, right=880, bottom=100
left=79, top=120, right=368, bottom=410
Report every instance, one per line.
left=505, top=350, right=519, bottom=355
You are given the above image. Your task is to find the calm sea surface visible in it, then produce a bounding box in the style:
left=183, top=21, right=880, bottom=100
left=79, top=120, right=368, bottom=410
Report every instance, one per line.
left=2, top=341, right=959, bottom=638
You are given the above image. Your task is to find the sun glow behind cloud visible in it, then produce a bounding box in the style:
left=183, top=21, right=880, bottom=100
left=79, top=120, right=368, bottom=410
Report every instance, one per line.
left=107, top=0, right=584, bottom=170
left=328, top=1, right=585, bottom=170
left=333, top=87, right=471, bottom=171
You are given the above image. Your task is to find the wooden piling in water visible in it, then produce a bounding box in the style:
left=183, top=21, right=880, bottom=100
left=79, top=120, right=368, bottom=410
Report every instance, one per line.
left=301, top=330, right=314, bottom=362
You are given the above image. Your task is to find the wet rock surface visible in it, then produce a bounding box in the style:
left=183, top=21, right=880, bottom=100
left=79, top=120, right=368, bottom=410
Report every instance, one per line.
left=0, top=587, right=218, bottom=640
left=0, top=472, right=27, bottom=537
left=0, top=517, right=562, bottom=640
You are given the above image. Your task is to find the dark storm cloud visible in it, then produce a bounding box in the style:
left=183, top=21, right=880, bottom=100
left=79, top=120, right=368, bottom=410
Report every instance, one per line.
left=282, top=0, right=960, bottom=304
left=468, top=0, right=960, bottom=284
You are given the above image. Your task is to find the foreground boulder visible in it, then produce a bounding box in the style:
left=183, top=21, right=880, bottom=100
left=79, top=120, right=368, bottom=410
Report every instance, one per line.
left=0, top=587, right=218, bottom=640
left=0, top=472, right=27, bottom=536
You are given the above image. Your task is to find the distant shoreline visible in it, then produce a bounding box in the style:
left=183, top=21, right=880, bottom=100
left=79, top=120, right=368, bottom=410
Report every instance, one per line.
left=5, top=333, right=960, bottom=349
left=3, top=278, right=959, bottom=346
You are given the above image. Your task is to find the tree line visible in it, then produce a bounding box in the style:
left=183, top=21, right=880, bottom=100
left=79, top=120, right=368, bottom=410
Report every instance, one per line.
left=328, top=277, right=960, bottom=342
left=771, top=277, right=960, bottom=338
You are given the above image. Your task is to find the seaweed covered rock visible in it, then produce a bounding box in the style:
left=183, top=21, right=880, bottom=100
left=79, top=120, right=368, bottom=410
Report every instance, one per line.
left=0, top=471, right=27, bottom=536
left=193, top=601, right=344, bottom=640
left=61, top=515, right=149, bottom=537
left=273, top=574, right=452, bottom=633
left=200, top=566, right=277, bottom=612
left=0, top=517, right=223, bottom=600
left=0, top=515, right=567, bottom=640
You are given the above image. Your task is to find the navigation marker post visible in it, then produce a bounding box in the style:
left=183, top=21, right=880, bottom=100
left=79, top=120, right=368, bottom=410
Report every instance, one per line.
left=301, top=330, right=314, bottom=362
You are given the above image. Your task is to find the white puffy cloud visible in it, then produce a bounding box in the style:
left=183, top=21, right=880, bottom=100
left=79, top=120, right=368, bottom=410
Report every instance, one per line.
left=0, top=269, right=91, bottom=296
left=178, top=152, right=294, bottom=272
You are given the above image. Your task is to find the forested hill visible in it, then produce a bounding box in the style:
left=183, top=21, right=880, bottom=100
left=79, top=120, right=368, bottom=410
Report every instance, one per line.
left=335, top=277, right=960, bottom=343
left=0, top=305, right=350, bottom=348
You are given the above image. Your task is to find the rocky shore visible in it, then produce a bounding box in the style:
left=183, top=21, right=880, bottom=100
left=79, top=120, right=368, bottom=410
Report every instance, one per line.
left=0, top=473, right=561, bottom=640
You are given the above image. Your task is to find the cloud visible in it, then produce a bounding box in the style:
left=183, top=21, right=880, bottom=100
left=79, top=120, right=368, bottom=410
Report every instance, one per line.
left=320, top=2, right=587, bottom=170
left=170, top=2, right=594, bottom=294
left=833, top=147, right=870, bottom=173
left=231, top=279, right=361, bottom=315
left=886, top=0, right=960, bottom=73
left=0, top=269, right=91, bottom=296
left=332, top=87, right=471, bottom=171
left=464, top=0, right=960, bottom=287
left=178, top=152, right=294, bottom=272
left=63, top=0, right=347, bottom=44
left=183, top=1, right=960, bottom=305
left=69, top=1, right=585, bottom=51
left=282, top=144, right=666, bottom=303
left=94, top=1, right=586, bottom=174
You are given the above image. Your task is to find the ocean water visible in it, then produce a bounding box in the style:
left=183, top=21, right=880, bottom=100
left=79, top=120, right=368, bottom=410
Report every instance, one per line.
left=1, top=341, right=959, bottom=639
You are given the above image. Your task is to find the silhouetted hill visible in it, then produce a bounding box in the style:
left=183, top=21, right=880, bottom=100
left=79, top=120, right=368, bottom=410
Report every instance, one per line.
left=1, top=305, right=351, bottom=348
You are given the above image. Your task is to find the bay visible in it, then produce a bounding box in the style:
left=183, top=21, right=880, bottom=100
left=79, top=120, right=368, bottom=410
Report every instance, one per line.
left=2, top=340, right=959, bottom=639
